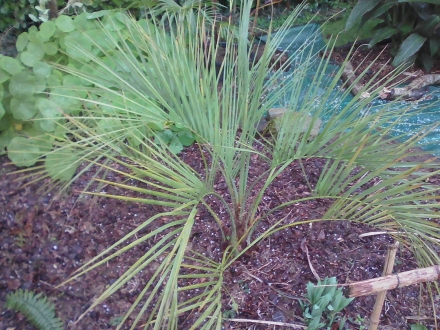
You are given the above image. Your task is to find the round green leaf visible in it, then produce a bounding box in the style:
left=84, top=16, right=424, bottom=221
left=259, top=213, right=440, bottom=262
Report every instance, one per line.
left=39, top=20, right=56, bottom=39
left=10, top=96, right=38, bottom=120
left=168, top=135, right=183, bottom=154
left=103, top=13, right=126, bottom=32
left=36, top=97, right=60, bottom=118
left=58, top=35, right=66, bottom=50
left=62, top=75, right=87, bottom=98
left=0, top=68, right=9, bottom=83
left=28, top=26, right=46, bottom=44
left=9, top=72, right=37, bottom=96
left=73, top=12, right=97, bottom=30
left=96, top=118, right=123, bottom=136
left=43, top=42, right=58, bottom=55
left=50, top=87, right=80, bottom=110
left=7, top=136, right=40, bottom=167
left=36, top=31, right=51, bottom=43
left=65, top=31, right=93, bottom=61
left=16, top=32, right=29, bottom=52
left=177, top=130, right=195, bottom=146
left=0, top=127, right=17, bottom=156
left=0, top=102, right=4, bottom=120
left=63, top=74, right=80, bottom=86
left=20, top=51, right=37, bottom=67
left=34, top=75, right=47, bottom=93
left=67, top=57, right=82, bottom=69
left=45, top=148, right=78, bottom=181
left=85, top=29, right=117, bottom=52
left=33, top=61, right=52, bottom=78
left=47, top=73, right=62, bottom=88
left=0, top=84, right=6, bottom=120
left=146, top=121, right=164, bottom=131
left=127, top=128, right=143, bottom=147
left=55, top=15, right=75, bottom=33
left=0, top=114, right=13, bottom=131
left=0, top=56, right=22, bottom=75
left=37, top=117, right=57, bottom=132
left=154, top=129, right=173, bottom=144
left=27, top=42, right=45, bottom=61
left=78, top=64, right=94, bottom=86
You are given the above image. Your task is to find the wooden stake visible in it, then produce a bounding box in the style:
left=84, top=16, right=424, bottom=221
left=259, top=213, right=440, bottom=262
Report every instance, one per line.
left=345, top=264, right=440, bottom=298
left=368, top=241, right=399, bottom=330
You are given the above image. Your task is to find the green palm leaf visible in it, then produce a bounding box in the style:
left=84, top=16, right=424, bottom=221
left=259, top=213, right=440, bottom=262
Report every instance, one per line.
left=28, top=1, right=440, bottom=328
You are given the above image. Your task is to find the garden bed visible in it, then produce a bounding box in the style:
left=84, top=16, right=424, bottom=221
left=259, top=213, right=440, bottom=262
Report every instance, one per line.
left=1, top=144, right=440, bottom=329
left=2, top=4, right=440, bottom=329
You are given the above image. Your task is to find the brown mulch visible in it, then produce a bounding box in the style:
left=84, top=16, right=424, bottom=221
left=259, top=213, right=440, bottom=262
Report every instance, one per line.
left=2, top=23, right=440, bottom=329
left=1, top=136, right=439, bottom=330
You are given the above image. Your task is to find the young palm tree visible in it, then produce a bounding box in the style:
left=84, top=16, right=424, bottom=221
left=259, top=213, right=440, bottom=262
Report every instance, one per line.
left=30, top=1, right=440, bottom=328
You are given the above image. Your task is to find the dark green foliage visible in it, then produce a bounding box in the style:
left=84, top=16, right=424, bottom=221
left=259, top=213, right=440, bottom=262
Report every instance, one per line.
left=5, top=289, right=63, bottom=330
left=0, top=0, right=64, bottom=31
left=304, top=0, right=356, bottom=10
left=346, top=0, right=440, bottom=71
left=80, top=0, right=148, bottom=14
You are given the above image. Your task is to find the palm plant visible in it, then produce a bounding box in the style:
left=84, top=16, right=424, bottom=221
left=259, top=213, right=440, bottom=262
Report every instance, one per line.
left=29, top=0, right=440, bottom=328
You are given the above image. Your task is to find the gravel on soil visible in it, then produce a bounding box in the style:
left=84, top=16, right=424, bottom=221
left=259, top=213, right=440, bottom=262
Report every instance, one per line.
left=1, top=21, right=440, bottom=330
left=1, top=140, right=439, bottom=330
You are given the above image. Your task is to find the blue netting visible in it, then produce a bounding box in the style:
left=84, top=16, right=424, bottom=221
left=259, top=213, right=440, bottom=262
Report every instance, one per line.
left=261, top=24, right=440, bottom=154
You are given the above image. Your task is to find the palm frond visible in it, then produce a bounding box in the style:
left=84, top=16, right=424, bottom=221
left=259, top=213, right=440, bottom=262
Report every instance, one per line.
left=28, top=1, right=440, bottom=327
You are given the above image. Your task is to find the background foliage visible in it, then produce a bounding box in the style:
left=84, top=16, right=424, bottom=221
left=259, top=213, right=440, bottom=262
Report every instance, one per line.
left=346, top=0, right=440, bottom=71
left=0, top=0, right=147, bottom=31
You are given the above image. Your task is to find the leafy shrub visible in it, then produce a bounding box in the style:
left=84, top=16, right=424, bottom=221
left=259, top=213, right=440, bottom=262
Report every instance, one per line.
left=0, top=0, right=145, bottom=32
left=0, top=0, right=61, bottom=31
left=0, top=11, right=195, bottom=177
left=345, top=0, right=440, bottom=71
left=5, top=289, right=63, bottom=330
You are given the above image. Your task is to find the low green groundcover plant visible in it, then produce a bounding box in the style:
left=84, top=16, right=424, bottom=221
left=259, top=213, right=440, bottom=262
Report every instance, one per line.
left=7, top=0, right=440, bottom=328
left=300, top=277, right=353, bottom=330
left=0, top=9, right=201, bottom=179
left=5, top=289, right=63, bottom=330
